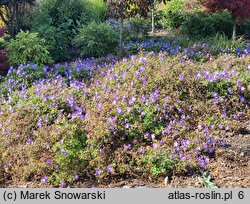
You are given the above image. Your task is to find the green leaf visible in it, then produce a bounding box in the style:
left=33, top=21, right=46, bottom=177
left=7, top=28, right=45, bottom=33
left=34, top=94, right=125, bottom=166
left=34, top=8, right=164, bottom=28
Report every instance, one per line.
left=198, top=171, right=218, bottom=188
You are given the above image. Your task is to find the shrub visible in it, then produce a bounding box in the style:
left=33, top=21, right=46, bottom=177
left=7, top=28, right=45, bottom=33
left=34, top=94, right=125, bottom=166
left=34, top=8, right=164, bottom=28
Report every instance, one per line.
left=154, top=10, right=165, bottom=29
left=85, top=0, right=107, bottom=23
left=74, top=22, right=119, bottom=57
left=31, top=0, right=105, bottom=62
left=180, top=10, right=250, bottom=38
left=180, top=8, right=250, bottom=39
left=238, top=20, right=250, bottom=37
left=0, top=28, right=10, bottom=76
left=161, top=0, right=186, bottom=30
left=31, top=24, right=70, bottom=62
left=6, top=31, right=52, bottom=66
left=129, top=16, right=151, bottom=39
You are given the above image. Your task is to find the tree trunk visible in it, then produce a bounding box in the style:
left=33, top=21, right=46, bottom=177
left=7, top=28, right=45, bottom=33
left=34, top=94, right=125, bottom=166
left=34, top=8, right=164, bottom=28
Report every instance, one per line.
left=119, top=18, right=124, bottom=56
left=4, top=6, right=12, bottom=36
left=11, top=10, right=14, bottom=38
left=232, top=16, right=237, bottom=41
left=15, top=2, right=19, bottom=35
left=151, top=3, right=155, bottom=33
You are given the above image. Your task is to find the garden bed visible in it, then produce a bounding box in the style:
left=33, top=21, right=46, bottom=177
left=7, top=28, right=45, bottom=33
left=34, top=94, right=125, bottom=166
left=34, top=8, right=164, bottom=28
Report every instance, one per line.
left=0, top=43, right=249, bottom=188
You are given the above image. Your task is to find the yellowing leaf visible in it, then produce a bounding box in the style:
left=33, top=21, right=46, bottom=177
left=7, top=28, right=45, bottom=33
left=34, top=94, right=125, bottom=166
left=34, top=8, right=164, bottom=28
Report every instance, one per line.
left=2, top=152, right=7, bottom=158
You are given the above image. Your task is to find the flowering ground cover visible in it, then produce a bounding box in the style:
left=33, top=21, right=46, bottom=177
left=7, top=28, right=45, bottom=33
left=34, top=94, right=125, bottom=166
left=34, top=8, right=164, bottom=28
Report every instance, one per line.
left=0, top=42, right=249, bottom=187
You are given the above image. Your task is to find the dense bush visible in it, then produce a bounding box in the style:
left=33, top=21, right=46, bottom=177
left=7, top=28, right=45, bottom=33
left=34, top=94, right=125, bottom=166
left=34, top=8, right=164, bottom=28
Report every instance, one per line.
left=0, top=45, right=249, bottom=186
left=180, top=10, right=233, bottom=38
left=180, top=10, right=250, bottom=38
left=238, top=20, right=250, bottom=37
left=31, top=0, right=106, bottom=62
left=129, top=16, right=151, bottom=39
left=153, top=10, right=166, bottom=29
left=86, top=0, right=107, bottom=23
left=6, top=31, right=52, bottom=66
left=160, top=1, right=250, bottom=38
left=74, top=22, right=119, bottom=57
left=161, top=0, right=186, bottom=30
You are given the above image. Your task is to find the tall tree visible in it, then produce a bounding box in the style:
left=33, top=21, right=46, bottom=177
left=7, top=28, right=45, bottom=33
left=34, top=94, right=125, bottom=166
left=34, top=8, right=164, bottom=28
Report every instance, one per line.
left=0, top=0, right=35, bottom=37
left=201, top=0, right=250, bottom=40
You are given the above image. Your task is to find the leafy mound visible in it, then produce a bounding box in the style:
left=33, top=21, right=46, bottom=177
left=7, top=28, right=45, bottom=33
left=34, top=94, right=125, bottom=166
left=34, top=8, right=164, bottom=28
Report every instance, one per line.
left=0, top=51, right=249, bottom=187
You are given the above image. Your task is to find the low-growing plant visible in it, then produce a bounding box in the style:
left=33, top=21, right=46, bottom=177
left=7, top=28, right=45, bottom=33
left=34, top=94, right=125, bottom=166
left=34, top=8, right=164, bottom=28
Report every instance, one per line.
left=0, top=46, right=249, bottom=187
left=198, top=171, right=218, bottom=188
left=170, top=33, right=246, bottom=55
left=206, top=34, right=246, bottom=51
left=51, top=127, right=88, bottom=185
left=136, top=149, right=175, bottom=177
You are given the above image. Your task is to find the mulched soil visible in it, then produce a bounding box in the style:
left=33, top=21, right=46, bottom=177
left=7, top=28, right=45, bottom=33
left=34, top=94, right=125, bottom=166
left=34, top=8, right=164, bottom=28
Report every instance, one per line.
left=0, top=122, right=249, bottom=188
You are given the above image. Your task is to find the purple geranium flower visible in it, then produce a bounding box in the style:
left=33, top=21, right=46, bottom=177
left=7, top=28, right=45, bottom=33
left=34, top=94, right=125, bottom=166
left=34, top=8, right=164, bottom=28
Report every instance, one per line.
left=179, top=74, right=185, bottom=81
left=74, top=175, right=80, bottom=181
left=26, top=138, right=33, bottom=144
left=125, top=123, right=130, bottom=129
left=124, top=144, right=132, bottom=151
left=95, top=170, right=102, bottom=175
left=153, top=143, right=159, bottom=150
left=107, top=166, right=114, bottom=173
left=45, top=159, right=52, bottom=164
left=117, top=108, right=123, bottom=114
left=60, top=181, right=66, bottom=188
left=41, top=176, right=48, bottom=183
left=139, top=148, right=145, bottom=154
